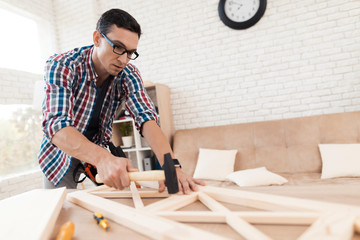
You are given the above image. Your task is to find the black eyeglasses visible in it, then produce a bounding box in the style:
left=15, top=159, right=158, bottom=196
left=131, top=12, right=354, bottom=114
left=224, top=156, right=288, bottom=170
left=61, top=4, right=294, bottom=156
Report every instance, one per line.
left=100, top=32, right=139, bottom=60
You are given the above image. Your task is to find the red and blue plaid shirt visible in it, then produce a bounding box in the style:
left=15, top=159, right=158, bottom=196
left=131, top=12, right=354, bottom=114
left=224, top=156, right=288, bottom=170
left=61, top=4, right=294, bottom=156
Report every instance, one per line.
left=38, top=45, right=158, bottom=185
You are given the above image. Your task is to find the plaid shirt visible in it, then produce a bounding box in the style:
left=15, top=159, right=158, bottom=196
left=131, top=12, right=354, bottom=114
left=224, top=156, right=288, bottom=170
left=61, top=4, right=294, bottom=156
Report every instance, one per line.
left=38, top=45, right=158, bottom=186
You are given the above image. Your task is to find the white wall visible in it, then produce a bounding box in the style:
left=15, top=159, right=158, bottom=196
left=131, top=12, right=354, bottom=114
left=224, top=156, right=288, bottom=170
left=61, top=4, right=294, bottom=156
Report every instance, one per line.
left=0, top=0, right=56, bottom=104
left=0, top=0, right=360, bottom=198
left=1, top=0, right=359, bottom=127
left=53, top=0, right=360, bottom=130
left=0, top=68, right=41, bottom=104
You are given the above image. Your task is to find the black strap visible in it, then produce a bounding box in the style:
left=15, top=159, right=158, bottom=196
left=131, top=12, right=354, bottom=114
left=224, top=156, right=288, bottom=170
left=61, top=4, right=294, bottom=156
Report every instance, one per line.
left=108, top=142, right=127, bottom=158
left=73, top=161, right=86, bottom=183
left=84, top=76, right=112, bottom=141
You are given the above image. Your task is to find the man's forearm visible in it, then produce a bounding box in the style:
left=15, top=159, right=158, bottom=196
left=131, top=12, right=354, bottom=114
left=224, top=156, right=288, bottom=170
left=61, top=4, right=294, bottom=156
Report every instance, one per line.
left=142, top=120, right=174, bottom=166
left=51, top=126, right=110, bottom=166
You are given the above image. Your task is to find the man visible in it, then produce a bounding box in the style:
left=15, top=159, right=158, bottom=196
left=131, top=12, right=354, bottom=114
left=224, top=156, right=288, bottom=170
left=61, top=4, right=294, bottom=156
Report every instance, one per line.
left=38, top=9, right=204, bottom=194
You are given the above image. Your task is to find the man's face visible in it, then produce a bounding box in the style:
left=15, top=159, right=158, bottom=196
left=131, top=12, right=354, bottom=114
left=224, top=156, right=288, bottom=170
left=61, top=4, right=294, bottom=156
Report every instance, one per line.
left=95, top=25, right=139, bottom=76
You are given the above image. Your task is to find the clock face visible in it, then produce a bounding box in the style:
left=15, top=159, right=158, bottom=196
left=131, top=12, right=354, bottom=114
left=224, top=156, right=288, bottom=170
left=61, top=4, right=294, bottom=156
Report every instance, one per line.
left=224, top=0, right=260, bottom=23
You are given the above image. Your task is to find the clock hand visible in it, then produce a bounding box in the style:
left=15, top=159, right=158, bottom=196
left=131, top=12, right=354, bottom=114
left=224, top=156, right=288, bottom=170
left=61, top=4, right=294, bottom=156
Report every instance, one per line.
left=230, top=0, right=243, bottom=9
left=230, top=0, right=242, bottom=6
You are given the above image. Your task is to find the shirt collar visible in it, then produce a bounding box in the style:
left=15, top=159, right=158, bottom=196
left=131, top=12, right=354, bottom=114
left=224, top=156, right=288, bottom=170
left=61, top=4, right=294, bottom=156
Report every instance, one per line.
left=87, top=45, right=98, bottom=81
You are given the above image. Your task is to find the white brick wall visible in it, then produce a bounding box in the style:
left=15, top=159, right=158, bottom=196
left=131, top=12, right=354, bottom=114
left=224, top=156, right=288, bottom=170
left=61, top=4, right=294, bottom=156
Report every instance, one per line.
left=0, top=168, right=42, bottom=200
left=53, top=0, right=360, bottom=130
left=1, top=0, right=360, bottom=197
left=0, top=68, right=42, bottom=104
left=1, top=0, right=359, bottom=129
left=0, top=0, right=56, bottom=104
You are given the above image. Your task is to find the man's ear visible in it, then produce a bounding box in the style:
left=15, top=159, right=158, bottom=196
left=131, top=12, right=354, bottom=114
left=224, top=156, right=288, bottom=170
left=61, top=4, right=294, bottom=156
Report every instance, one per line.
left=93, top=30, right=101, bottom=47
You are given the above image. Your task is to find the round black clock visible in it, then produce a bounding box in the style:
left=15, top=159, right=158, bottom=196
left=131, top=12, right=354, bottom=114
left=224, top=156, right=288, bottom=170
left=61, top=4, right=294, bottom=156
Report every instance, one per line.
left=218, top=0, right=267, bottom=30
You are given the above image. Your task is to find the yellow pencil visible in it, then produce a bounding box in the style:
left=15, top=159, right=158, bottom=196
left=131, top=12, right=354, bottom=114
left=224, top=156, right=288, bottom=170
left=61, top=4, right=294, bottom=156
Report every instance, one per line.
left=56, top=221, right=75, bottom=240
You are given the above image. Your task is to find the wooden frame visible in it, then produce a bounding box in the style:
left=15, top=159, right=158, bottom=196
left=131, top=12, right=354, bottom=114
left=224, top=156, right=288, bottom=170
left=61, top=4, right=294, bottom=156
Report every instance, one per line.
left=67, top=185, right=360, bottom=240
left=1, top=188, right=66, bottom=240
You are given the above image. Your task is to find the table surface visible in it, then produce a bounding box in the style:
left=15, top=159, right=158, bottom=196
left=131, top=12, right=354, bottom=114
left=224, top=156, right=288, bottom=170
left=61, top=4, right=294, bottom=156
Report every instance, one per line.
left=51, top=183, right=360, bottom=240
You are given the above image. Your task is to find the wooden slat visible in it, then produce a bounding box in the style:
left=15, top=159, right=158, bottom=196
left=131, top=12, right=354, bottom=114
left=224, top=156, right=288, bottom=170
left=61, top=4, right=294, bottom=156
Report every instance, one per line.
left=226, top=214, right=272, bottom=240
left=86, top=185, right=113, bottom=193
left=298, top=212, right=356, bottom=240
left=144, top=192, right=198, bottom=212
left=67, top=190, right=230, bottom=240
left=198, top=192, right=272, bottom=240
left=200, top=186, right=360, bottom=214
left=156, top=211, right=319, bottom=225
left=92, top=190, right=169, bottom=198
left=198, top=192, right=229, bottom=212
left=130, top=182, right=144, bottom=209
left=135, top=180, right=159, bottom=190
left=0, top=188, right=66, bottom=240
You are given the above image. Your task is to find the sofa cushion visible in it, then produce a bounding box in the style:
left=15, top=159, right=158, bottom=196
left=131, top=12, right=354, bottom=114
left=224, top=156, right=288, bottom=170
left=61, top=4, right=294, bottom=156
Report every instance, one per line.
left=193, top=148, right=237, bottom=181
left=319, top=144, right=360, bottom=179
left=225, top=167, right=288, bottom=187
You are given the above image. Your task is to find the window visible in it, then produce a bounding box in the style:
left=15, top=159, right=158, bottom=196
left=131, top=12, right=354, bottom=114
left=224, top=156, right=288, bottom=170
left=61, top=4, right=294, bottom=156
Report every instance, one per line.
left=0, top=6, right=54, bottom=74
left=0, top=5, right=54, bottom=178
left=0, top=104, right=42, bottom=177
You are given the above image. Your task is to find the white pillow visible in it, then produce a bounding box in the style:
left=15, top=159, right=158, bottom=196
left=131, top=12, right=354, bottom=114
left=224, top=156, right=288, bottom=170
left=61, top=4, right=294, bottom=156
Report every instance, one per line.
left=319, top=144, right=360, bottom=179
left=193, top=148, right=237, bottom=180
left=226, top=167, right=288, bottom=187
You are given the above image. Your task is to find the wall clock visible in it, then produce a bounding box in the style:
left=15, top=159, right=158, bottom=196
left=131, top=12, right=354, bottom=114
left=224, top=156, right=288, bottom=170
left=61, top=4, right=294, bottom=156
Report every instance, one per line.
left=218, top=0, right=267, bottom=30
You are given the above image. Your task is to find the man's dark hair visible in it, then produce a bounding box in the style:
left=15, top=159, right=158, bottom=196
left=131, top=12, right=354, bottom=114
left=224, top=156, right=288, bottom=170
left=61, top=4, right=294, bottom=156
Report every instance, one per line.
left=96, top=9, right=142, bottom=38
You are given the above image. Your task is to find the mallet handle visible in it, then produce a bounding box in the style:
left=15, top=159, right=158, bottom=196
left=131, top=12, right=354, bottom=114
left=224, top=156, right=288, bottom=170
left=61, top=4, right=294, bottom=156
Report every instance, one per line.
left=95, top=170, right=165, bottom=183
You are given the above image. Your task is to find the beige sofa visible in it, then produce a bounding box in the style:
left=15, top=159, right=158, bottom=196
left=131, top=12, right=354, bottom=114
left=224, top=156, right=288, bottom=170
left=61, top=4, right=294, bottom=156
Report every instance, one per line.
left=173, top=111, right=360, bottom=206
left=51, top=111, right=360, bottom=240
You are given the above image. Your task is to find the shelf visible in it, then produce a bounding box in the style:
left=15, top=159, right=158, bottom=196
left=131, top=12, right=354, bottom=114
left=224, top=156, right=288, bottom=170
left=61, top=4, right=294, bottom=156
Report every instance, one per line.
left=113, top=118, right=132, bottom=124
left=122, top=147, right=137, bottom=153
left=111, top=83, right=173, bottom=171
left=121, top=147, right=151, bottom=153
left=137, top=147, right=151, bottom=151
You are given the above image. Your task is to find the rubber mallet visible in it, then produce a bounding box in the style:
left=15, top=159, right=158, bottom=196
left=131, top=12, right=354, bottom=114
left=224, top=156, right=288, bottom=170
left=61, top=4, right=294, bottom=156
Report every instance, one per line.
left=95, top=153, right=179, bottom=194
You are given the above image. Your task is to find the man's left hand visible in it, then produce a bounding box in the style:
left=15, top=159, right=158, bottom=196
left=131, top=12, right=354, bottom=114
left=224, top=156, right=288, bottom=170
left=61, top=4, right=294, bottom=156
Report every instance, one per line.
left=158, top=168, right=206, bottom=194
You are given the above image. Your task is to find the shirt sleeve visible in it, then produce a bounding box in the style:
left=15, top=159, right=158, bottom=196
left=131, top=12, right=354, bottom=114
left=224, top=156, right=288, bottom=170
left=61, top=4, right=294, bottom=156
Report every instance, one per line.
left=42, top=59, right=75, bottom=140
left=122, top=64, right=159, bottom=134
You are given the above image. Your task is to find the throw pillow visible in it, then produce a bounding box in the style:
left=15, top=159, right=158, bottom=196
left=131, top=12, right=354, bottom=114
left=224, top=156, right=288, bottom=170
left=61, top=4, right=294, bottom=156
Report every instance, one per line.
left=226, top=167, right=288, bottom=187
left=319, top=144, right=360, bottom=179
left=193, top=148, right=237, bottom=180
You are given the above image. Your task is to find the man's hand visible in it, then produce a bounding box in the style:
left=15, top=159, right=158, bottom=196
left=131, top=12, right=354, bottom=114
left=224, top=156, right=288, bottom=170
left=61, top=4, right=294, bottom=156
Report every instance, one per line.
left=158, top=168, right=206, bottom=194
left=95, top=155, right=138, bottom=190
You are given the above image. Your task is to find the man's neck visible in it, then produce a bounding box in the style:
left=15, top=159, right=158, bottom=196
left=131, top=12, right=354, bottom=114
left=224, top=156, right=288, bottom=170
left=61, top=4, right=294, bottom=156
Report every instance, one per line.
left=91, top=48, right=110, bottom=87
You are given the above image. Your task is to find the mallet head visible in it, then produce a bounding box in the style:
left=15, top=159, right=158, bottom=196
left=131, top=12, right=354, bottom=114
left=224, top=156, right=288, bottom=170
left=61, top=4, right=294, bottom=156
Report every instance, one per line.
left=163, top=153, right=179, bottom=194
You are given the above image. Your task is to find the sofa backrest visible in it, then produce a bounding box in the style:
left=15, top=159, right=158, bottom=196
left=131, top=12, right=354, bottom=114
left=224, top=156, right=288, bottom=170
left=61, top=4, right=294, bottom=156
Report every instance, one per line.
left=172, top=111, right=360, bottom=176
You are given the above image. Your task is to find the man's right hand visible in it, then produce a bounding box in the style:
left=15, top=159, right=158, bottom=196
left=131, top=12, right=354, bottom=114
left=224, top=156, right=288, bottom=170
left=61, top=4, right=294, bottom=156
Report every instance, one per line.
left=51, top=126, right=138, bottom=190
left=95, top=155, right=138, bottom=190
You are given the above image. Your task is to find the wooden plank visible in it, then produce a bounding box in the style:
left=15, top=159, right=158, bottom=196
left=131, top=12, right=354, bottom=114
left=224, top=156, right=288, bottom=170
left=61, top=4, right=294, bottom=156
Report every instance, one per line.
left=156, top=211, right=319, bottom=225
left=200, top=186, right=360, bottom=214
left=92, top=190, right=169, bottom=198
left=135, top=180, right=159, bottom=189
left=298, top=212, right=356, bottom=240
left=144, top=192, right=198, bottom=212
left=130, top=182, right=144, bottom=209
left=226, top=214, right=272, bottom=240
left=0, top=188, right=66, bottom=240
left=86, top=185, right=114, bottom=193
left=157, top=211, right=226, bottom=223
left=198, top=192, right=272, bottom=240
left=198, top=192, right=229, bottom=212
left=67, top=190, right=230, bottom=240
